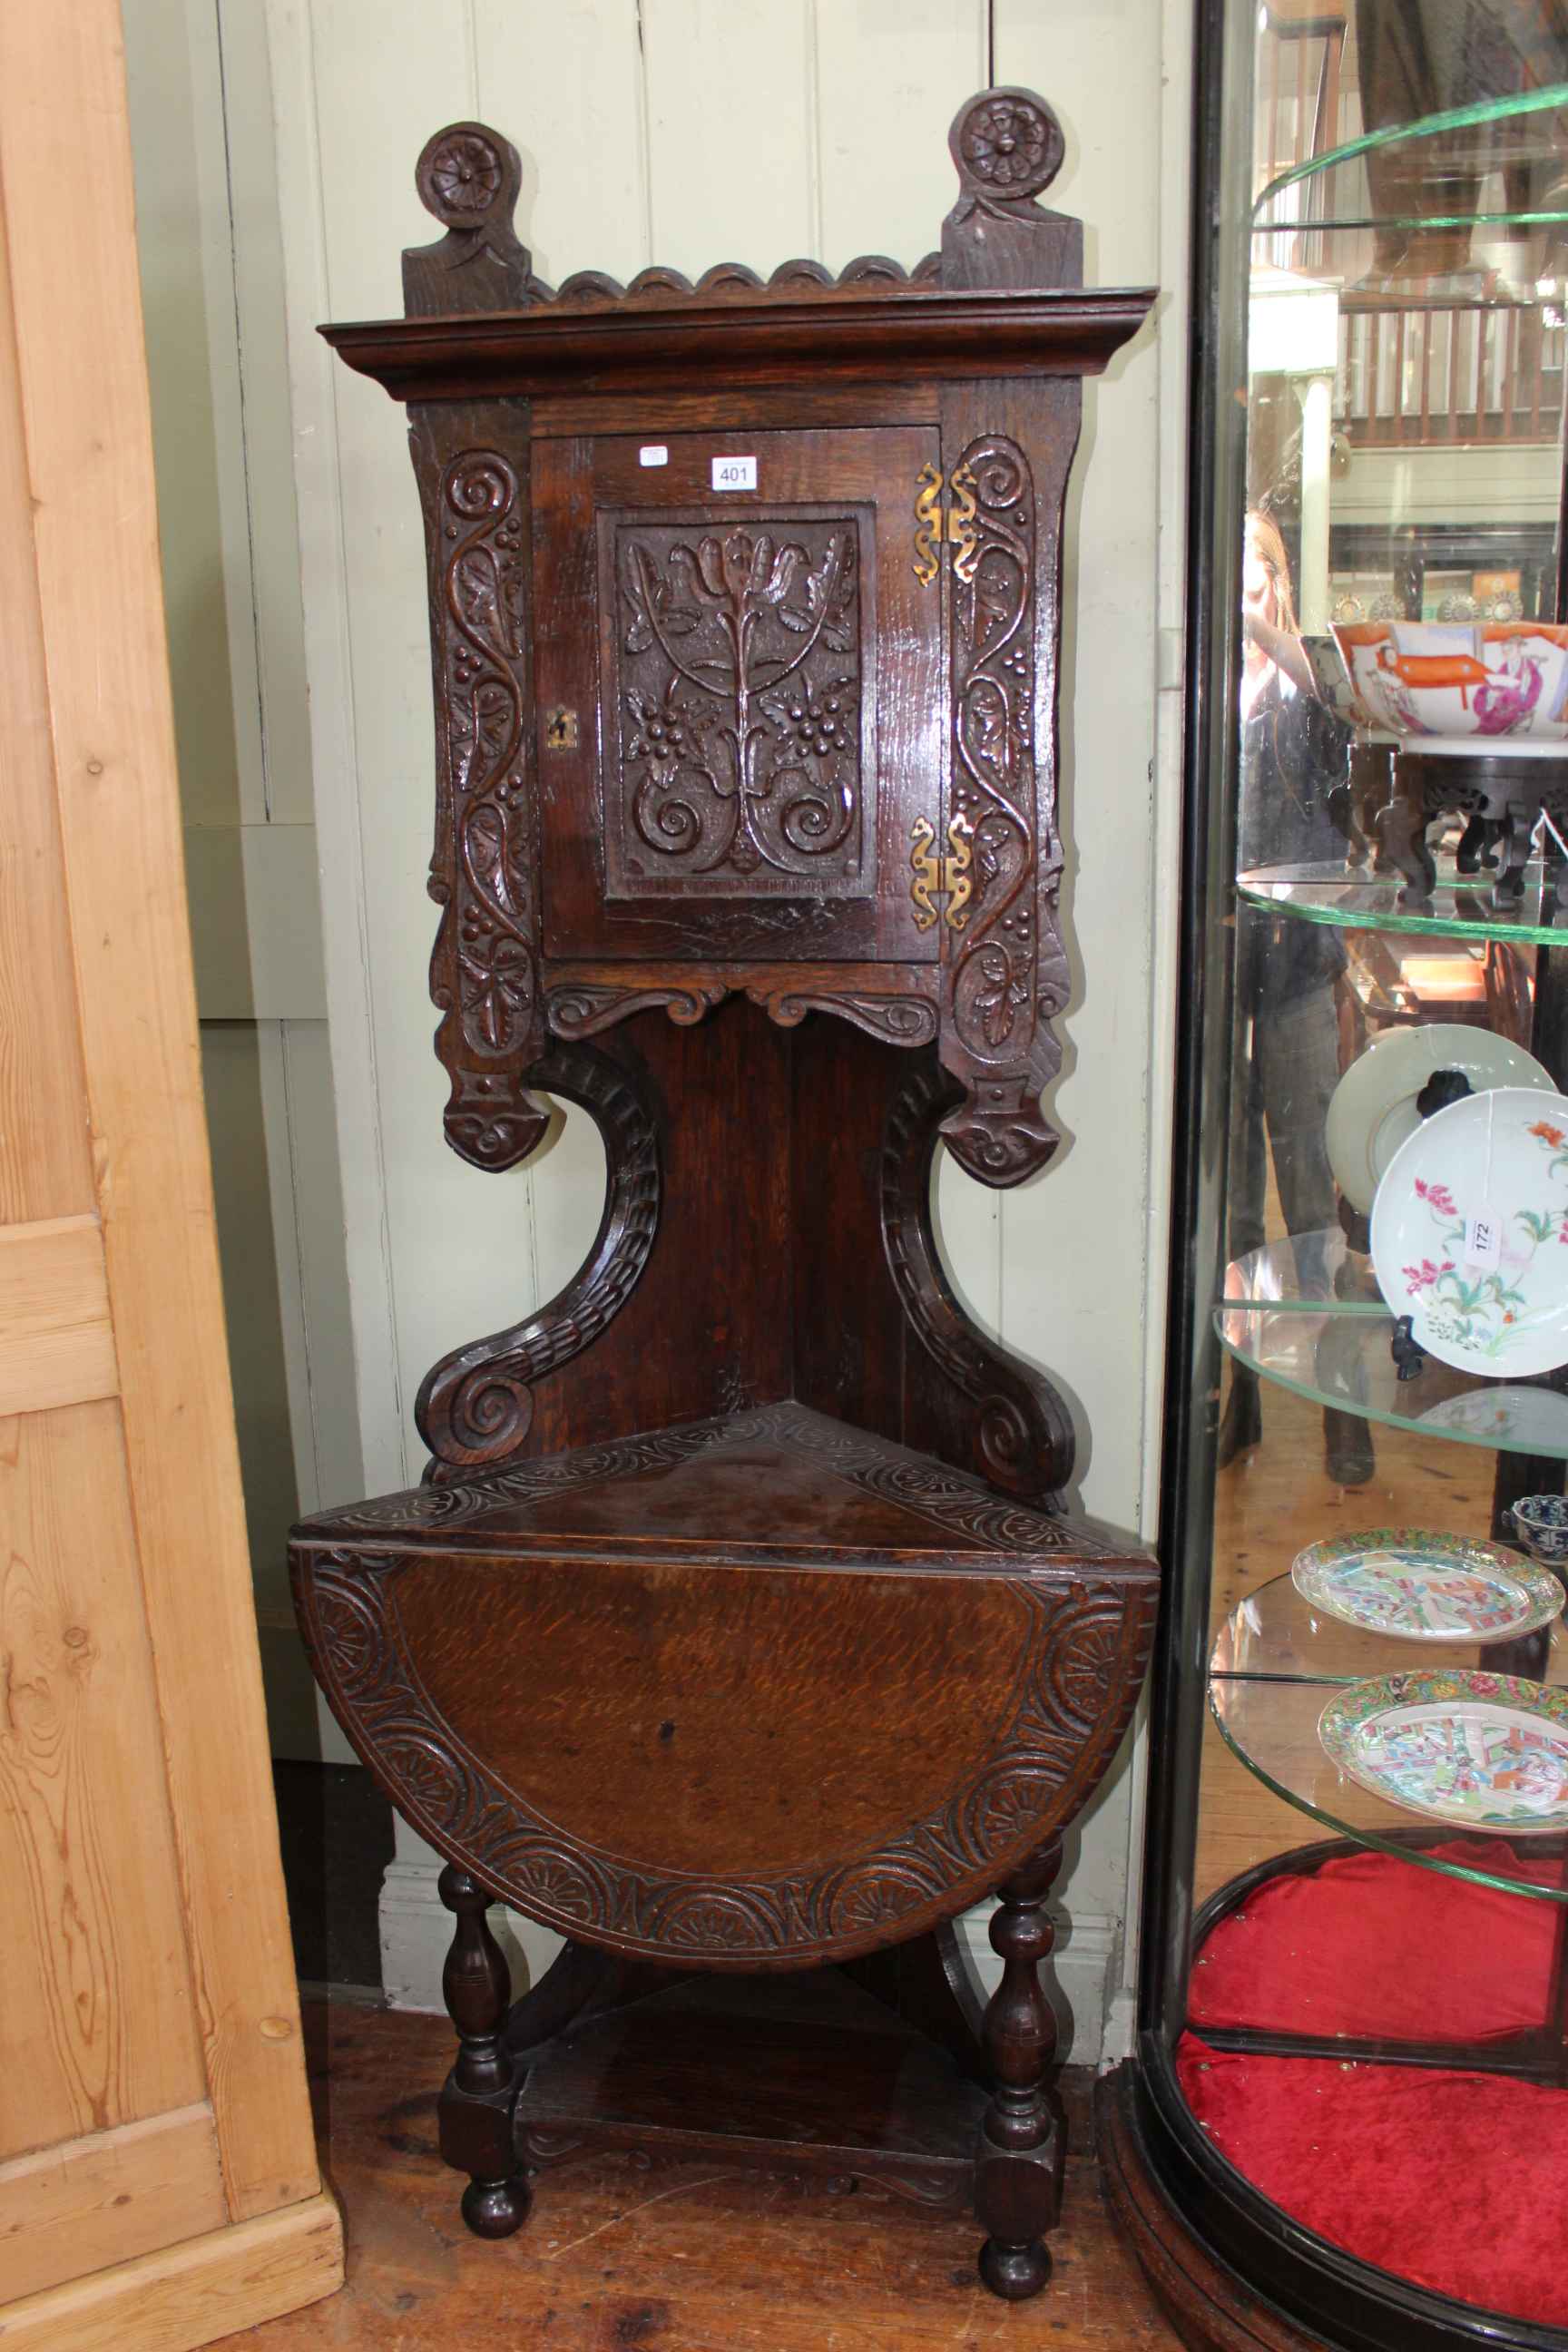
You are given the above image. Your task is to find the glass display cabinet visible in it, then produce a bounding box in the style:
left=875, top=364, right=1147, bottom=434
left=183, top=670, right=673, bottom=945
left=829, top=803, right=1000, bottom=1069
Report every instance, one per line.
left=1102, top=6, right=1568, bottom=2347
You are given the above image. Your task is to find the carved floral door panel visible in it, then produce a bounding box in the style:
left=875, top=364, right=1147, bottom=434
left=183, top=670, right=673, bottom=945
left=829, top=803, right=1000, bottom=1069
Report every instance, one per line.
left=534, top=426, right=944, bottom=964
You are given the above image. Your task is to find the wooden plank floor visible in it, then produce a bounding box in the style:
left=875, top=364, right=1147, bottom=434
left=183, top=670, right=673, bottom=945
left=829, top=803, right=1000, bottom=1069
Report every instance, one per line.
left=224, top=2003, right=1176, bottom=2350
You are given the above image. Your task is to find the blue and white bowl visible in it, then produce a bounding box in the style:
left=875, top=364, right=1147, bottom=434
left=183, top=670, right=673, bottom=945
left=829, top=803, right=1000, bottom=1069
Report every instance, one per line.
left=1511, top=1494, right=1568, bottom=1565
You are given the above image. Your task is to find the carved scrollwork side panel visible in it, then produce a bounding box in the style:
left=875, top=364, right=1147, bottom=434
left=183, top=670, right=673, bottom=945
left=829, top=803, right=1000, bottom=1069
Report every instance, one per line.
left=936, top=421, right=1078, bottom=1191
left=880, top=1058, right=1074, bottom=1496
left=416, top=1041, right=661, bottom=1472
left=291, top=1540, right=1158, bottom=1969
left=412, top=414, right=551, bottom=1171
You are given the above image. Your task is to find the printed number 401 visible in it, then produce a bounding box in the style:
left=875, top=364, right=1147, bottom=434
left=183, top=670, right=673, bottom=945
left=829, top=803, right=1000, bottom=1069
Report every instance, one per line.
left=711, top=455, right=757, bottom=491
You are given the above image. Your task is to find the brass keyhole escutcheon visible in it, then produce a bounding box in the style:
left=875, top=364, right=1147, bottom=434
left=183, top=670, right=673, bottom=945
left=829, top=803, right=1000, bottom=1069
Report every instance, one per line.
left=544, top=707, right=580, bottom=751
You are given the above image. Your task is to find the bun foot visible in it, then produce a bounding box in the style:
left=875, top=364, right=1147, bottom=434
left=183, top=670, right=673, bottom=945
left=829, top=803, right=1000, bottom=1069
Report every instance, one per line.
left=979, top=2237, right=1051, bottom=2299
left=461, top=2174, right=531, bottom=2239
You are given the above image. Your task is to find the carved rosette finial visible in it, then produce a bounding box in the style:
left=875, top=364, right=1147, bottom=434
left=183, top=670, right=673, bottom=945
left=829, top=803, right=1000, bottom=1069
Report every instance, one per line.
left=949, top=89, right=1064, bottom=211
left=416, top=121, right=522, bottom=230
left=404, top=121, right=540, bottom=317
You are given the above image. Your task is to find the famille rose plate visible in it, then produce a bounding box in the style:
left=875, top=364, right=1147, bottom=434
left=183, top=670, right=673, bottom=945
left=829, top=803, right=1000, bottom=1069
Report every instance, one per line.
left=1292, top=1529, right=1563, bottom=1642
left=1318, top=1672, right=1568, bottom=1833
left=1326, top=1027, right=1554, bottom=1216
left=1369, top=1086, right=1568, bottom=1377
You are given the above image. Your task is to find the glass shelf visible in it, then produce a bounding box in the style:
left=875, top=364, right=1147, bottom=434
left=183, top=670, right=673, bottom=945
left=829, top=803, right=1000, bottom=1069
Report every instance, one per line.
left=1217, top=1300, right=1568, bottom=1455
left=1237, top=859, right=1568, bottom=945
left=1208, top=1663, right=1568, bottom=1906
left=1252, top=83, right=1568, bottom=237
left=1225, top=1229, right=1380, bottom=1315
left=1210, top=1570, right=1568, bottom=1687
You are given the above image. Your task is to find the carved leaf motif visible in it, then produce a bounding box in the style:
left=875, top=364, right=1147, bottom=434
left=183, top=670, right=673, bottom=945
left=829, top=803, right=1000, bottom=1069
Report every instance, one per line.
left=427, top=446, right=541, bottom=1137
left=941, top=431, right=1063, bottom=1187
left=607, top=514, right=866, bottom=896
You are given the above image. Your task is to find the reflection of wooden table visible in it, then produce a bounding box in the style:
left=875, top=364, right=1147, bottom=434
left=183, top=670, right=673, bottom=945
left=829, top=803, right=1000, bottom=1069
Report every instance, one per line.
left=1373, top=746, right=1568, bottom=912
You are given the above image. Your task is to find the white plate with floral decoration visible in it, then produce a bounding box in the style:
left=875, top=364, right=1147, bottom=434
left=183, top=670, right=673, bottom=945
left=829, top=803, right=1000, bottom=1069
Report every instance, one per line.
left=1415, top=1387, right=1568, bottom=1452
left=1326, top=1027, right=1555, bottom=1215
left=1292, top=1528, right=1563, bottom=1642
left=1369, top=1086, right=1568, bottom=1376
left=1318, top=1671, right=1568, bottom=1832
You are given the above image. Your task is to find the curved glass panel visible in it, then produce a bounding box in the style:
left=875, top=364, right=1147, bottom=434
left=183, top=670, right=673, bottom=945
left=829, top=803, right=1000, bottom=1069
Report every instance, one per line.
left=1148, top=5, right=1568, bottom=2337
left=1208, top=1669, right=1568, bottom=1903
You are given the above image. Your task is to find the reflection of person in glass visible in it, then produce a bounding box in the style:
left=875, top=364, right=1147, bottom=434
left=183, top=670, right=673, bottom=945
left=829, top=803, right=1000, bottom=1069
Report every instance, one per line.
left=1222, top=509, right=1373, bottom=1485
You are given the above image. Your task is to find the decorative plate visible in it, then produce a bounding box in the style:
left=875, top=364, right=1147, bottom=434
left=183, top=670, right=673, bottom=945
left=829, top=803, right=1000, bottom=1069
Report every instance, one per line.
left=1326, top=1026, right=1554, bottom=1215
left=1318, top=1672, right=1568, bottom=1833
left=1369, top=1086, right=1568, bottom=1377
left=1292, top=1529, right=1563, bottom=1642
left=1416, top=1387, right=1568, bottom=1453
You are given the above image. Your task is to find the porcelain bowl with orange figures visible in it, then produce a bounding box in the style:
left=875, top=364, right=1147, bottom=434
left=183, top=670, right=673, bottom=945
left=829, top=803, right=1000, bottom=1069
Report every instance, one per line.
left=1329, top=619, right=1568, bottom=757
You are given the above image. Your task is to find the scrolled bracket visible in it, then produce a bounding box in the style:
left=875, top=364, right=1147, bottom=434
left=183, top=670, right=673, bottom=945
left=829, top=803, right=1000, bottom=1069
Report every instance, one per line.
left=416, top=1041, right=662, bottom=1475
left=881, top=1057, right=1074, bottom=1497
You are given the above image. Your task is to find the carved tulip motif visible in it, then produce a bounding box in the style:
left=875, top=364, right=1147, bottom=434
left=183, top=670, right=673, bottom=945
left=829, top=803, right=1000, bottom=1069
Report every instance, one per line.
left=615, top=521, right=863, bottom=883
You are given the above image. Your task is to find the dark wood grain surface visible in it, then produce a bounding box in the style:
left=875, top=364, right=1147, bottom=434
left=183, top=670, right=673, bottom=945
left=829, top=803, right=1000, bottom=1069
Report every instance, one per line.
left=299, top=83, right=1161, bottom=2302
left=325, top=286, right=1153, bottom=403
left=291, top=1403, right=1156, bottom=1970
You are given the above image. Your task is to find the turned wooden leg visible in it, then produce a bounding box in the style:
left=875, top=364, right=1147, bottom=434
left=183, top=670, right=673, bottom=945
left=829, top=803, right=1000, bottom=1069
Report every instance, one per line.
left=437, top=1864, right=530, bottom=2239
left=975, top=1836, right=1065, bottom=2301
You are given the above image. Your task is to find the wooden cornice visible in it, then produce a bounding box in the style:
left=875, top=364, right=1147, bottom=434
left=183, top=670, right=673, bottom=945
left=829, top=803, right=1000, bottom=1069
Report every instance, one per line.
left=321, top=281, right=1156, bottom=405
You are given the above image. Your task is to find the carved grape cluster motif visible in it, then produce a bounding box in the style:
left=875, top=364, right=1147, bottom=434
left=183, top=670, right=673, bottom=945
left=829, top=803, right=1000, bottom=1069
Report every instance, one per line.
left=609, top=521, right=865, bottom=892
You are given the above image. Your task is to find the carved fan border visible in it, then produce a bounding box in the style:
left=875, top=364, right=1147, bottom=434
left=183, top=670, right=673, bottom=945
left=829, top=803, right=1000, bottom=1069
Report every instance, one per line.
left=299, top=1400, right=1111, bottom=1553
left=294, top=1549, right=1157, bottom=1966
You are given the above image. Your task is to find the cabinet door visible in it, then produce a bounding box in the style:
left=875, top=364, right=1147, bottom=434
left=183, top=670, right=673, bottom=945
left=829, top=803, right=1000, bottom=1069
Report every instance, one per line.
left=534, top=426, right=943, bottom=964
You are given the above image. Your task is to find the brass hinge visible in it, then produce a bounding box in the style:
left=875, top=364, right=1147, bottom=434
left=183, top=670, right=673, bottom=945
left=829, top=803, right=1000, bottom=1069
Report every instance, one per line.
left=912, top=461, right=979, bottom=586
left=910, top=812, right=974, bottom=931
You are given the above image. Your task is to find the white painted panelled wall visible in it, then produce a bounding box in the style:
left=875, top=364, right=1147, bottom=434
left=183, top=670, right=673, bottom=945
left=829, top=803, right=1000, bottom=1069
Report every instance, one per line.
left=135, top=0, right=1192, bottom=2053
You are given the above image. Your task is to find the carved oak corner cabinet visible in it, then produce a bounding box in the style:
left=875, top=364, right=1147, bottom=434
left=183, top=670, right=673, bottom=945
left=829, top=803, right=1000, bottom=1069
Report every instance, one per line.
left=290, top=90, right=1158, bottom=2301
